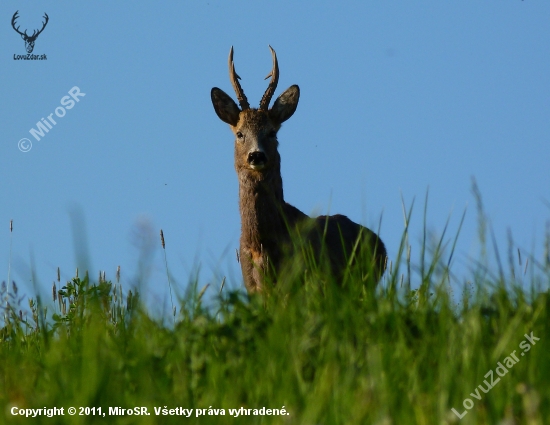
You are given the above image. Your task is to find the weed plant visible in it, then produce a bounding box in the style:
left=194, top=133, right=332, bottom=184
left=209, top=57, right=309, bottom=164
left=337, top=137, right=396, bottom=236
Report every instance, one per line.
left=1, top=200, right=549, bottom=425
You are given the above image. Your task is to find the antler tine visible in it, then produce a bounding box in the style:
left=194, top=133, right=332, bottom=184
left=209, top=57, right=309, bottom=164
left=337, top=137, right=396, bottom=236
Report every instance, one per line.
left=39, top=13, right=49, bottom=33
left=259, top=45, right=279, bottom=111
left=11, top=11, right=25, bottom=36
left=40, top=14, right=49, bottom=29
left=228, top=46, right=250, bottom=110
left=33, top=13, right=49, bottom=37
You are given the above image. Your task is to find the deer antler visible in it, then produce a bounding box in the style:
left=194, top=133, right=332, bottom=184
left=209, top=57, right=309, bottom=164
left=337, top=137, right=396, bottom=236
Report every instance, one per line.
left=228, top=47, right=250, bottom=110
left=32, top=13, right=49, bottom=39
left=11, top=11, right=49, bottom=40
left=259, top=45, right=279, bottom=111
left=11, top=11, right=25, bottom=37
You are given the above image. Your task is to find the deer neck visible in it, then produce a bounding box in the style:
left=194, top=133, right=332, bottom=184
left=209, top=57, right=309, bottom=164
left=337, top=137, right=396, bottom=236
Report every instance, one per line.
left=238, top=166, right=287, bottom=250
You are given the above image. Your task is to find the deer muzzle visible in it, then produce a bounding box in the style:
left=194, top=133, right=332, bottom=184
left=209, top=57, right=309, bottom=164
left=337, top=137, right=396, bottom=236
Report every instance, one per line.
left=247, top=151, right=268, bottom=170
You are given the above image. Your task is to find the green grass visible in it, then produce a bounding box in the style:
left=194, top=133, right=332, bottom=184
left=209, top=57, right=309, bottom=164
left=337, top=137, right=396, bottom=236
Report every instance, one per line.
left=1, top=201, right=549, bottom=425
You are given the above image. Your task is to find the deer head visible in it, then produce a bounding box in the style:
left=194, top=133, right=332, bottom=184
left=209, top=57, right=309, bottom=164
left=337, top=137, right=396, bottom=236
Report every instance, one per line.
left=12, top=11, right=49, bottom=54
left=211, top=46, right=300, bottom=179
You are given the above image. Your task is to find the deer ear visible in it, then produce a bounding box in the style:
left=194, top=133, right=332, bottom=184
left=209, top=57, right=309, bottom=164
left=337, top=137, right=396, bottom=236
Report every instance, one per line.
left=270, top=85, right=300, bottom=124
left=211, top=88, right=241, bottom=126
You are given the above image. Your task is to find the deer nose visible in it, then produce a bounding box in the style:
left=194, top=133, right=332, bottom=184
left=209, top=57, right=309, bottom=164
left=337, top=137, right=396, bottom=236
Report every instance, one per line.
left=248, top=151, right=267, bottom=168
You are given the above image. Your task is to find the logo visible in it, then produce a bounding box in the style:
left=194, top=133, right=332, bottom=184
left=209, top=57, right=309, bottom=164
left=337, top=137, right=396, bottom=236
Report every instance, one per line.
left=11, top=10, right=48, bottom=55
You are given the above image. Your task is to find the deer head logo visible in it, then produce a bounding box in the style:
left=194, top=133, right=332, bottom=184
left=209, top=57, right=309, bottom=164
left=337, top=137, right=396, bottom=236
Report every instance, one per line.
left=11, top=11, right=49, bottom=54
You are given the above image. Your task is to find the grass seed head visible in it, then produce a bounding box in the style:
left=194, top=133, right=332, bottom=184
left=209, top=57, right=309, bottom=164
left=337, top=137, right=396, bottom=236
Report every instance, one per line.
left=198, top=283, right=210, bottom=302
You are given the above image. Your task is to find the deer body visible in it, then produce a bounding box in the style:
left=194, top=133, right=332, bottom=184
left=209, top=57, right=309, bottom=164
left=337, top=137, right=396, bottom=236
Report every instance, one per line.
left=212, top=47, right=386, bottom=292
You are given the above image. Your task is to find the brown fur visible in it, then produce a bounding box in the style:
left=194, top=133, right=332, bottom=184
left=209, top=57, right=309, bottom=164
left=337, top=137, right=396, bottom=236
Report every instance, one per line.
left=211, top=48, right=386, bottom=293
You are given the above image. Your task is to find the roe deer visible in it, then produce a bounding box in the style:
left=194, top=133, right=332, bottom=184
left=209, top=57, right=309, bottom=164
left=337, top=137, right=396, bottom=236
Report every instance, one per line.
left=211, top=46, right=387, bottom=293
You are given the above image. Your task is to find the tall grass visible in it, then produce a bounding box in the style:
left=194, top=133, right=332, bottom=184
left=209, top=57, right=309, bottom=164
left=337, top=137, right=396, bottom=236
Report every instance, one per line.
left=1, top=201, right=549, bottom=425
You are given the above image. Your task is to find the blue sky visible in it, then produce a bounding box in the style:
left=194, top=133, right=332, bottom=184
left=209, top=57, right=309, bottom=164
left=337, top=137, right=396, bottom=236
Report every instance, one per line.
left=2, top=2, right=549, bottom=312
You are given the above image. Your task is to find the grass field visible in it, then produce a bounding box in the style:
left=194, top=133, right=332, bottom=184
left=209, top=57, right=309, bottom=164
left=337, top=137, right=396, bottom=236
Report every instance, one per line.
left=1, top=199, right=549, bottom=425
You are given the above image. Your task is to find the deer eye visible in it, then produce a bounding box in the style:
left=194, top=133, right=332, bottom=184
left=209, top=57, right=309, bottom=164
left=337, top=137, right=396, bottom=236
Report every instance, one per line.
left=268, top=130, right=277, bottom=138
left=236, top=131, right=244, bottom=140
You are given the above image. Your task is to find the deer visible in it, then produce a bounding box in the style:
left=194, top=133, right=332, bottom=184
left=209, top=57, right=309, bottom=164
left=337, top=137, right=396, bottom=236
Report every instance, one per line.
left=211, top=46, right=387, bottom=293
left=11, top=11, right=49, bottom=54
